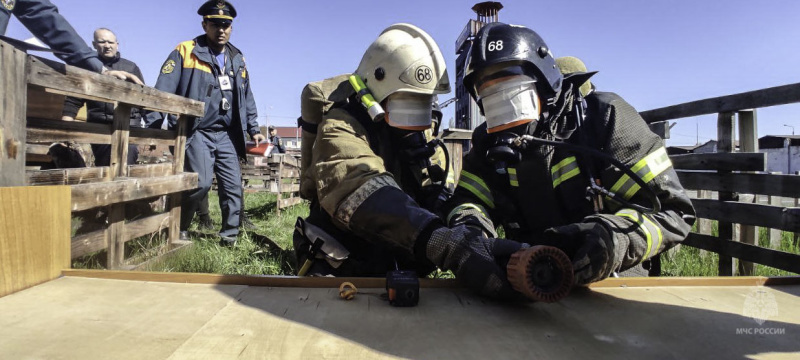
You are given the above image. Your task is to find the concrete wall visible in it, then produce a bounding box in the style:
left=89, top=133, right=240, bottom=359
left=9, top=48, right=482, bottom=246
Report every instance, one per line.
left=763, top=146, right=800, bottom=174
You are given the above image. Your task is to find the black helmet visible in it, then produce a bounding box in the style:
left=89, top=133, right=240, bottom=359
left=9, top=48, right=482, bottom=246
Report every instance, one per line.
left=463, top=22, right=563, bottom=109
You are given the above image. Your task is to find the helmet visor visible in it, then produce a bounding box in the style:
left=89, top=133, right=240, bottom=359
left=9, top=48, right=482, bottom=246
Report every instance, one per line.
left=477, top=74, right=540, bottom=133
left=385, top=93, right=435, bottom=131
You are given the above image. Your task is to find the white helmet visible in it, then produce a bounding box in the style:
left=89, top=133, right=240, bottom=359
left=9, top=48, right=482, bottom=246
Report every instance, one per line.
left=355, top=23, right=450, bottom=105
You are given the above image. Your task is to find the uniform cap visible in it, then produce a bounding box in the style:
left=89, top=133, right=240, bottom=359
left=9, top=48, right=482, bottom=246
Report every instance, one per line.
left=268, top=125, right=276, bottom=131
left=198, top=0, right=237, bottom=24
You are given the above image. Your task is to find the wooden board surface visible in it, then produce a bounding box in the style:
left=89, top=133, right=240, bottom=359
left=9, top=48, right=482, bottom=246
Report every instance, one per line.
left=0, top=276, right=798, bottom=359
left=0, top=186, right=70, bottom=297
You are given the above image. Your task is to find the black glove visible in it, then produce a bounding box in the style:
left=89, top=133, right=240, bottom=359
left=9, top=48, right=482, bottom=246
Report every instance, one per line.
left=544, top=222, right=615, bottom=285
left=423, top=224, right=527, bottom=298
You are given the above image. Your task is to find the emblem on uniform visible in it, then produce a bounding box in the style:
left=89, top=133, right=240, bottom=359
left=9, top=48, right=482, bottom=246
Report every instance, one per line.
left=415, top=65, right=433, bottom=84
left=218, top=10, right=224, bottom=15
left=161, top=60, right=176, bottom=74
left=2, top=0, right=16, bottom=11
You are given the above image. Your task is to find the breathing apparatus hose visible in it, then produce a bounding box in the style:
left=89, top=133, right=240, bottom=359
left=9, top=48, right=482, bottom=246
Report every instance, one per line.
left=517, top=135, right=662, bottom=215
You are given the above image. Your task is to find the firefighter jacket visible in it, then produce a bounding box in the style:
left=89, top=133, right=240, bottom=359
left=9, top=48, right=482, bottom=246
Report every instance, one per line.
left=145, top=35, right=260, bottom=159
left=444, top=91, right=695, bottom=275
left=299, top=101, right=451, bottom=275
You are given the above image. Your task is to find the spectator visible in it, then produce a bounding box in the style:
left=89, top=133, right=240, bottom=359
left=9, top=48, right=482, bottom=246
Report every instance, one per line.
left=268, top=125, right=285, bottom=154
left=62, top=28, right=144, bottom=166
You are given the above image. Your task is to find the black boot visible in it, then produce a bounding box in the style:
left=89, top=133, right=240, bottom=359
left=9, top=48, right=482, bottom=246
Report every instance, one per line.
left=197, top=214, right=214, bottom=231
left=240, top=212, right=258, bottom=231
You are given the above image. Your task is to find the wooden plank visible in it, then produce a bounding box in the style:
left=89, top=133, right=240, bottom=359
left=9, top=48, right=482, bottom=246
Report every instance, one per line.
left=124, top=212, right=171, bottom=241
left=169, top=115, right=190, bottom=243
left=717, top=112, right=735, bottom=276
left=26, top=117, right=111, bottom=144
left=70, top=173, right=198, bottom=211
left=441, top=128, right=473, bottom=141
left=27, top=56, right=204, bottom=117
left=0, top=186, right=71, bottom=297
left=737, top=110, right=759, bottom=276
left=26, top=167, right=107, bottom=186
left=109, top=104, right=132, bottom=178
left=130, top=240, right=193, bottom=271
left=692, top=199, right=800, bottom=233
left=669, top=153, right=766, bottom=171
left=683, top=233, right=800, bottom=274
left=640, top=82, right=800, bottom=123
left=0, top=41, right=28, bottom=186
left=129, top=127, right=177, bottom=146
left=60, top=269, right=800, bottom=288
left=71, top=228, right=106, bottom=259
left=278, top=197, right=303, bottom=209
left=2, top=276, right=800, bottom=359
left=278, top=167, right=300, bottom=178
left=128, top=163, right=173, bottom=178
left=677, top=171, right=800, bottom=198
left=25, top=86, right=66, bottom=120
left=106, top=204, right=126, bottom=269
left=270, top=182, right=300, bottom=193
left=768, top=195, right=784, bottom=249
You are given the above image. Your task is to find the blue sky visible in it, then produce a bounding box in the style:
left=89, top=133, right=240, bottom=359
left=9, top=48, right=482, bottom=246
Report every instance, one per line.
left=7, top=0, right=800, bottom=145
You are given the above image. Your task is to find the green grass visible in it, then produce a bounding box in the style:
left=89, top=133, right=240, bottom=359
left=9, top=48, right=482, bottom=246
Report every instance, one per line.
left=73, top=193, right=799, bottom=278
left=148, top=191, right=308, bottom=275
left=660, top=221, right=799, bottom=277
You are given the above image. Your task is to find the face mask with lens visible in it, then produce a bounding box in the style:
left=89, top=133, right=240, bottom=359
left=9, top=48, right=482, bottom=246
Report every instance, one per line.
left=477, top=75, right=540, bottom=134
left=385, top=93, right=435, bottom=131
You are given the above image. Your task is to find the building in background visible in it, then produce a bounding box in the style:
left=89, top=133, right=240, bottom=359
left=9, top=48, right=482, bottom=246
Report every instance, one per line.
left=454, top=2, right=502, bottom=132
left=759, top=135, right=800, bottom=174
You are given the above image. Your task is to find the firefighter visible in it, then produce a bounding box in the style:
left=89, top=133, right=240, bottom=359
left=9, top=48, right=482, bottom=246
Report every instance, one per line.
left=294, top=23, right=525, bottom=298
left=443, top=23, right=695, bottom=285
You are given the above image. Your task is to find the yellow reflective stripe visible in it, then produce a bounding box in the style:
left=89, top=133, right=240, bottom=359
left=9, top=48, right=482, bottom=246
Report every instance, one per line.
left=609, top=147, right=672, bottom=200
left=458, top=170, right=495, bottom=208
left=616, top=209, right=663, bottom=263
left=177, top=40, right=212, bottom=74
left=508, top=167, right=519, bottom=187
left=447, top=203, right=489, bottom=224
left=551, top=156, right=580, bottom=188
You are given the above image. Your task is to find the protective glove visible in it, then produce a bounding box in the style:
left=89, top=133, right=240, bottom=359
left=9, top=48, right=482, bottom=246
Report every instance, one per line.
left=544, top=222, right=615, bottom=285
left=424, top=224, right=527, bottom=298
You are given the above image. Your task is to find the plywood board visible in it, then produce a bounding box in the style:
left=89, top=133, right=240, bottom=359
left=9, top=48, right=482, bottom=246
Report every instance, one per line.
left=0, top=186, right=71, bottom=297
left=0, top=276, right=798, bottom=359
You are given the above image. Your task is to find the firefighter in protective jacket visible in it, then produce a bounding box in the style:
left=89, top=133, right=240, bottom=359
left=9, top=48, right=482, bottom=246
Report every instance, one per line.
left=443, top=23, right=695, bottom=285
left=294, top=23, right=526, bottom=298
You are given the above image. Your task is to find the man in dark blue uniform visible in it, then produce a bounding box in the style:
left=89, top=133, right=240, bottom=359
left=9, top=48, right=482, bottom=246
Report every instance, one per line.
left=1, top=0, right=142, bottom=83
left=146, top=0, right=264, bottom=245
left=267, top=125, right=285, bottom=154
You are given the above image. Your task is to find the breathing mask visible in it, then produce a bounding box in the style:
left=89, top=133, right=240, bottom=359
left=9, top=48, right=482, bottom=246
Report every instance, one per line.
left=385, top=93, right=435, bottom=131
left=477, top=74, right=541, bottom=134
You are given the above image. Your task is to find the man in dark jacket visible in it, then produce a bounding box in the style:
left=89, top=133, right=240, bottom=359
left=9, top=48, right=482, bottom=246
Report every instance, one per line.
left=1, top=0, right=141, bottom=83
left=62, top=28, right=144, bottom=166
left=443, top=23, right=695, bottom=286
left=267, top=125, right=285, bottom=154
left=146, top=0, right=263, bottom=245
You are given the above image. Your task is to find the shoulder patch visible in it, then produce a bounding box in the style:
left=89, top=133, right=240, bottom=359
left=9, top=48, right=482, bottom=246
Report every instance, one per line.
left=161, top=59, right=176, bottom=74
left=2, top=0, right=16, bottom=10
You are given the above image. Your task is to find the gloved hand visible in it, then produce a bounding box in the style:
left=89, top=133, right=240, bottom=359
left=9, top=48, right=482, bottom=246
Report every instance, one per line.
left=544, top=222, right=615, bottom=285
left=424, top=224, right=527, bottom=298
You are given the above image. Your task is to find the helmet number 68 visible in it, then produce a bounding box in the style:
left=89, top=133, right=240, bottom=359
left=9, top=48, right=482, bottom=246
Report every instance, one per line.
left=487, top=40, right=503, bottom=52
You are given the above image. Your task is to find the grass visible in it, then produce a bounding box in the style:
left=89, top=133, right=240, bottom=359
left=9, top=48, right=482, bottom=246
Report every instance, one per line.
left=660, top=221, right=800, bottom=277
left=73, top=192, right=799, bottom=278
left=147, top=190, right=308, bottom=275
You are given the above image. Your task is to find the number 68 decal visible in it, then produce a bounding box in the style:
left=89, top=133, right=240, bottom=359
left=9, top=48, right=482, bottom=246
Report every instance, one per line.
left=487, top=40, right=504, bottom=51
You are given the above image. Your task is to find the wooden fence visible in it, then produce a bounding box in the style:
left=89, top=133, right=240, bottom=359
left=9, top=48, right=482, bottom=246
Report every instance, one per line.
left=241, top=153, right=302, bottom=213
left=0, top=40, right=202, bottom=269
left=641, top=83, right=800, bottom=276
